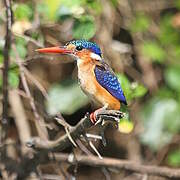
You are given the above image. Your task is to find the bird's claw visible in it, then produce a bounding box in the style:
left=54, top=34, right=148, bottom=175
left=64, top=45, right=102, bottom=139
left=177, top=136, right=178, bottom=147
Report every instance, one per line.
left=90, top=111, right=97, bottom=124
left=90, top=109, right=125, bottom=125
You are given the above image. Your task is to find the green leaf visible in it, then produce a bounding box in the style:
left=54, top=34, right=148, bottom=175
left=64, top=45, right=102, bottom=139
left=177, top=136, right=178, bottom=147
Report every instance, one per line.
left=0, top=54, right=3, bottom=64
left=158, top=15, right=179, bottom=45
left=156, top=87, right=175, bottom=99
left=131, top=82, right=147, bottom=98
left=0, top=75, right=2, bottom=88
left=10, top=37, right=27, bottom=59
left=37, top=3, right=49, bottom=20
left=16, top=44, right=27, bottom=59
left=56, top=5, right=73, bottom=20
left=47, top=80, right=89, bottom=115
left=173, top=45, right=180, bottom=60
left=110, top=0, right=118, bottom=7
left=45, top=0, right=61, bottom=20
left=142, top=41, right=166, bottom=63
left=168, top=150, right=180, bottom=167
left=61, top=0, right=83, bottom=7
left=8, top=71, right=19, bottom=88
left=130, top=13, right=150, bottom=33
left=117, top=74, right=147, bottom=101
left=57, top=0, right=101, bottom=20
left=85, top=0, right=102, bottom=14
left=164, top=106, right=180, bottom=133
left=175, top=0, right=180, bottom=10
left=14, top=4, right=33, bottom=20
left=48, top=0, right=84, bottom=20
left=73, top=16, right=96, bottom=40
left=57, top=0, right=84, bottom=19
left=165, top=66, right=180, bottom=92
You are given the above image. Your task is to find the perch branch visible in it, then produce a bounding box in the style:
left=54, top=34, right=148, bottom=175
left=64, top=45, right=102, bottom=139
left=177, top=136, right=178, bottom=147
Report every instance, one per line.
left=27, top=110, right=124, bottom=151
left=50, top=153, right=180, bottom=179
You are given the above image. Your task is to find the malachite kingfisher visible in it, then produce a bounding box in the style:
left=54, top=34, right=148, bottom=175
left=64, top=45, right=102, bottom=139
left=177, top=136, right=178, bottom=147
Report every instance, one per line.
left=36, top=40, right=127, bottom=123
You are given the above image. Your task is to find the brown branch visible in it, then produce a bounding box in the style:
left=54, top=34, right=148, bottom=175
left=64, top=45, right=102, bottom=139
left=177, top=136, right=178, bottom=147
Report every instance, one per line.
left=23, top=67, right=48, bottom=99
left=12, top=44, right=49, bottom=140
left=25, top=109, right=180, bottom=179
left=2, top=0, right=13, bottom=141
left=9, top=89, right=31, bottom=154
left=50, top=153, right=180, bottom=179
left=27, top=110, right=124, bottom=151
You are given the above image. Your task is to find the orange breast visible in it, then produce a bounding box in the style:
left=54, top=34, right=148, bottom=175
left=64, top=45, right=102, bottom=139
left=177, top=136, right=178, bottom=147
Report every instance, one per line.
left=77, top=56, right=120, bottom=110
left=93, top=76, right=121, bottom=110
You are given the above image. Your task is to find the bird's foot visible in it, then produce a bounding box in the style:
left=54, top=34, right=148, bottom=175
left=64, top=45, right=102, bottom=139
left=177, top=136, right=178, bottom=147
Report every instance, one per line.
left=90, top=105, right=108, bottom=125
left=90, top=110, right=100, bottom=124
left=90, top=111, right=97, bottom=124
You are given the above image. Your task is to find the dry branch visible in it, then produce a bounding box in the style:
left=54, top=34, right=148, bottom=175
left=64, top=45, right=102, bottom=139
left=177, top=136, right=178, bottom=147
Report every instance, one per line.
left=50, top=153, right=180, bottom=179
left=27, top=110, right=124, bottom=151
left=12, top=44, right=49, bottom=140
left=9, top=89, right=31, bottom=154
left=26, top=109, right=180, bottom=179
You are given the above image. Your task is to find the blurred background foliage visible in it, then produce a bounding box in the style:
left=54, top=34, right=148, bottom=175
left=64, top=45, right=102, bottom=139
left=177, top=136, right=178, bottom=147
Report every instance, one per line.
left=1, top=0, right=180, bottom=178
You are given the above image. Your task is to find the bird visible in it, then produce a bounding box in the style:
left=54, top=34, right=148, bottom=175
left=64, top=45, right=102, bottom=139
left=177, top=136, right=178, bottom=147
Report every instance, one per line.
left=36, top=40, right=127, bottom=124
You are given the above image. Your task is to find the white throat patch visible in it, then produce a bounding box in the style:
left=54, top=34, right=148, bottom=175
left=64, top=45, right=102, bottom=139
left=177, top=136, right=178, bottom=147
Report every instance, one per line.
left=77, top=58, right=83, bottom=66
left=90, top=52, right=102, bottom=61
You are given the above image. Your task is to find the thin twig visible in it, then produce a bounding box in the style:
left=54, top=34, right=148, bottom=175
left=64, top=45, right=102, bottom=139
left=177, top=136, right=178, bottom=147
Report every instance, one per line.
left=13, top=32, right=43, bottom=48
left=2, top=0, right=12, bottom=141
left=55, top=117, right=77, bottom=147
left=86, top=133, right=102, bottom=140
left=83, top=133, right=102, bottom=159
left=89, top=140, right=102, bottom=159
left=75, top=139, right=93, bottom=155
left=23, top=67, right=49, bottom=99
left=12, top=44, right=48, bottom=140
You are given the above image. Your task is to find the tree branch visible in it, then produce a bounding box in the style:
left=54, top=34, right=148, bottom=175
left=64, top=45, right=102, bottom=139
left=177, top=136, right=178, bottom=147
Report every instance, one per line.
left=2, top=0, right=13, bottom=140
left=12, top=44, right=49, bottom=140
left=9, top=89, right=32, bottom=154
left=50, top=153, right=180, bottom=179
left=27, top=110, right=124, bottom=151
left=25, top=109, right=180, bottom=179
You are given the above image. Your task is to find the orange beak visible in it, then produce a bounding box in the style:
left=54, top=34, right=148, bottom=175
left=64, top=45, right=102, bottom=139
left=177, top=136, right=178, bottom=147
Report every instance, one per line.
left=36, top=46, right=73, bottom=54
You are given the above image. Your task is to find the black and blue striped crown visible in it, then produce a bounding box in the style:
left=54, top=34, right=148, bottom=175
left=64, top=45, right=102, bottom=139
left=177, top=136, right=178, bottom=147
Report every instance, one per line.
left=67, top=40, right=102, bottom=57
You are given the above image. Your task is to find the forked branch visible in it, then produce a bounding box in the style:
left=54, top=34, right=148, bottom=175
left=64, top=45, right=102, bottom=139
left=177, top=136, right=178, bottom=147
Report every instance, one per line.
left=27, top=110, right=124, bottom=151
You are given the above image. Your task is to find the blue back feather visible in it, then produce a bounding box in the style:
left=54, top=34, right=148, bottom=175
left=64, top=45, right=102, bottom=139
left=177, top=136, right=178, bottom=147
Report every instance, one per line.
left=94, top=65, right=127, bottom=105
left=67, top=40, right=102, bottom=57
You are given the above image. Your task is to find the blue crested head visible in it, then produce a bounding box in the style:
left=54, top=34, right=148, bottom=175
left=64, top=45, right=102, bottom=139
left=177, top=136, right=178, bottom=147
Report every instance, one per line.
left=67, top=40, right=102, bottom=57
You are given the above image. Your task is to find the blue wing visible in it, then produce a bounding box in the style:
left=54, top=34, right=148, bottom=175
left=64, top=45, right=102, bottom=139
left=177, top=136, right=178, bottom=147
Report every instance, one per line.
left=94, top=64, right=127, bottom=105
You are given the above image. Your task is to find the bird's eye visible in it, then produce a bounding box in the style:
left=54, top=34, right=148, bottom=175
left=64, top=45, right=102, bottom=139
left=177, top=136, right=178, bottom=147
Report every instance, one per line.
left=76, top=45, right=83, bottom=51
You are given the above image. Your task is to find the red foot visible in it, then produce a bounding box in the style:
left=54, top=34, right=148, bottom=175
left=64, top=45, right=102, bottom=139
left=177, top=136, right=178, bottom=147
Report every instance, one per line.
left=90, top=112, right=96, bottom=124
left=90, top=106, right=107, bottom=124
